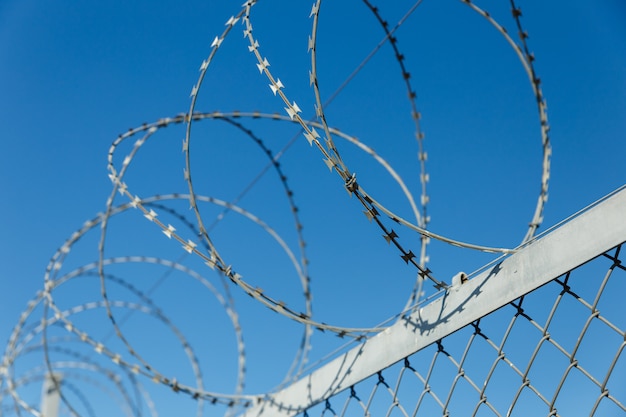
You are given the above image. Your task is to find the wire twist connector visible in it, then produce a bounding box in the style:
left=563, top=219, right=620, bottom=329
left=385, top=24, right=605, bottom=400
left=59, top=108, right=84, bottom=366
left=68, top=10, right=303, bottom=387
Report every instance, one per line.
left=344, top=172, right=358, bottom=194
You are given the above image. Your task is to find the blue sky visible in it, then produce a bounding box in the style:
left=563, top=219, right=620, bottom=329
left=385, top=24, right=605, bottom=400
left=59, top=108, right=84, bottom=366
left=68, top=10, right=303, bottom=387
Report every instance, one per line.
left=1, top=1, right=625, bottom=415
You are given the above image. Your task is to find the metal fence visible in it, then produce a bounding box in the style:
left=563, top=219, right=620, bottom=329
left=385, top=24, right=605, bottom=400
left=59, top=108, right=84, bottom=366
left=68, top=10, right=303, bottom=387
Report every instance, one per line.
left=241, top=188, right=626, bottom=417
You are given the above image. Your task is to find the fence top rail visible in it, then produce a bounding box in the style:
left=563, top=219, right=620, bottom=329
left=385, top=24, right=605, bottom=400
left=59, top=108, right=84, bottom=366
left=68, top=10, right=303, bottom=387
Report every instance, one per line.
left=240, top=185, right=626, bottom=417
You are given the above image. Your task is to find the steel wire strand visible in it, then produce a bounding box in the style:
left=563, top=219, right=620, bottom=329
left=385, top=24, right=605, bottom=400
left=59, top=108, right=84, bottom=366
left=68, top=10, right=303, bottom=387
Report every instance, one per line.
left=105, top=113, right=414, bottom=333
left=33, top=199, right=249, bottom=405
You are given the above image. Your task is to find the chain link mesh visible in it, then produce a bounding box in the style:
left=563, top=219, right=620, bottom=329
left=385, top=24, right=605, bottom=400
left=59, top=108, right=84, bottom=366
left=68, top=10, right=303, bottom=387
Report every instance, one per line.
left=298, top=244, right=626, bottom=417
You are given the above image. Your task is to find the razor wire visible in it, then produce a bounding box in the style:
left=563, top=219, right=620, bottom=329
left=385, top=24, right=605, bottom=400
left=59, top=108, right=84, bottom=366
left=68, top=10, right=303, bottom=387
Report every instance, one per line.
left=0, top=0, right=556, bottom=415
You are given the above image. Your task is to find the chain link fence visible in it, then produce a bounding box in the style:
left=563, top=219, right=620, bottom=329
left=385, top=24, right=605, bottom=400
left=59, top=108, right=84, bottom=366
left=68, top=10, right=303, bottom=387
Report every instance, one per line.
left=242, top=189, right=626, bottom=417
left=297, top=243, right=625, bottom=417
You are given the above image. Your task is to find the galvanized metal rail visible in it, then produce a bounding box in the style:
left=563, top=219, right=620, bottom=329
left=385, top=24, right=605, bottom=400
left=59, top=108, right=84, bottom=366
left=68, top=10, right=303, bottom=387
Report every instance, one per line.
left=241, top=186, right=626, bottom=417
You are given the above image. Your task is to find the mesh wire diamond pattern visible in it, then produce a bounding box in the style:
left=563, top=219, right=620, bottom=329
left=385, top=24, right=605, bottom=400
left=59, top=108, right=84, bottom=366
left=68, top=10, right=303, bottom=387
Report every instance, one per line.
left=301, top=245, right=626, bottom=417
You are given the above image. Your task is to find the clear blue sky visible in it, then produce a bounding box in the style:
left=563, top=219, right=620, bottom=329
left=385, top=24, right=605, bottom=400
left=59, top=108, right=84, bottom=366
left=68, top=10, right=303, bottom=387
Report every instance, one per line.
left=1, top=1, right=625, bottom=415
